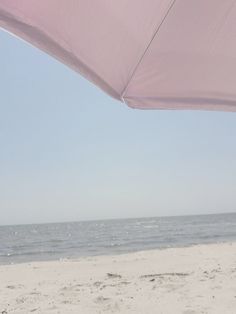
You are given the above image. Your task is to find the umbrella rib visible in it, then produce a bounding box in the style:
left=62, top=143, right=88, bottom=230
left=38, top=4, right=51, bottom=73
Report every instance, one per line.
left=121, top=0, right=177, bottom=102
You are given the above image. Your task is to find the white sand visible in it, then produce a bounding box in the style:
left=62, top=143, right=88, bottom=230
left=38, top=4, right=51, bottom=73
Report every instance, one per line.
left=0, top=242, right=236, bottom=314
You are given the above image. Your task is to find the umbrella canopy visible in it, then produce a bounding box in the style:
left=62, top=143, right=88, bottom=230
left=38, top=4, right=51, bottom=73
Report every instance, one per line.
left=0, top=0, right=236, bottom=111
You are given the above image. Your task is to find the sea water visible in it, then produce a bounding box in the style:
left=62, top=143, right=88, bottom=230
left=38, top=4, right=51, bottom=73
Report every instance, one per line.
left=0, top=213, right=236, bottom=265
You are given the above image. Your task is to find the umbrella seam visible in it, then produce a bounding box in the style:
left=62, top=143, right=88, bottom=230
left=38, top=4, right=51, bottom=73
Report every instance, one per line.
left=121, top=0, right=177, bottom=102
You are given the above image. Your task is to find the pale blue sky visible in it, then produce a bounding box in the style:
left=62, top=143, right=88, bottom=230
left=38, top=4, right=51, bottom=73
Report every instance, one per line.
left=0, top=29, right=236, bottom=225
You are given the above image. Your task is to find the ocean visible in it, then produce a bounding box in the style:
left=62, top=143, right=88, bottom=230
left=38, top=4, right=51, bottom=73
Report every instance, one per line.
left=0, top=213, right=236, bottom=265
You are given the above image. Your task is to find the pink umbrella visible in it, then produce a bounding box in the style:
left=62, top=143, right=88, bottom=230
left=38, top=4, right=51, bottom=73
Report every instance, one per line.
left=0, top=1, right=236, bottom=111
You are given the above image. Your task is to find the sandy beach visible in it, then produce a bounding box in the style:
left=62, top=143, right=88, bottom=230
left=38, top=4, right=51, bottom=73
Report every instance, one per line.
left=0, top=242, right=236, bottom=314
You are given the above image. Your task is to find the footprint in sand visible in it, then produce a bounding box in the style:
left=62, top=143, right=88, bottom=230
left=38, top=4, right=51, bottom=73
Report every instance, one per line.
left=107, top=273, right=122, bottom=279
left=6, top=285, right=15, bottom=290
left=93, top=281, right=103, bottom=287
left=6, top=284, right=24, bottom=290
left=95, top=296, right=110, bottom=303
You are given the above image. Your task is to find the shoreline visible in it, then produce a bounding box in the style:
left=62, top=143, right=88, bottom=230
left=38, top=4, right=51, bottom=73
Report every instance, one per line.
left=2, top=239, right=236, bottom=266
left=1, top=242, right=236, bottom=313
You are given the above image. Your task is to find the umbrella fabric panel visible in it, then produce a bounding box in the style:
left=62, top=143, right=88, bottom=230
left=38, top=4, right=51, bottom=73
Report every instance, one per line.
left=0, top=0, right=173, bottom=100
left=124, top=0, right=236, bottom=111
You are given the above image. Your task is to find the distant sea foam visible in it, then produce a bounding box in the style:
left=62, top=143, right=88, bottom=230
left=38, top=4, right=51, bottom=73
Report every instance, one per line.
left=0, top=213, right=236, bottom=265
